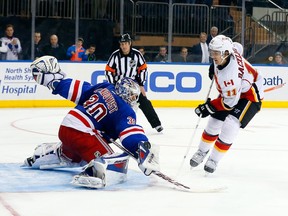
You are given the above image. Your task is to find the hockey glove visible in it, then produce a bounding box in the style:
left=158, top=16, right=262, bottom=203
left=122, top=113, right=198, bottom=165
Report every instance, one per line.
left=31, top=55, right=66, bottom=90
left=137, top=141, right=160, bottom=176
left=195, top=98, right=216, bottom=118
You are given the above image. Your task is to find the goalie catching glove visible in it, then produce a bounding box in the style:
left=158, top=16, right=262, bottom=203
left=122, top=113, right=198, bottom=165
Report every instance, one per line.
left=195, top=98, right=216, bottom=118
left=31, top=55, right=66, bottom=90
left=137, top=141, right=160, bottom=176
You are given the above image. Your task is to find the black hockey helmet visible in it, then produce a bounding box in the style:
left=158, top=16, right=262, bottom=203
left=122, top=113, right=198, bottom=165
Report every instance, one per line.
left=119, top=33, right=132, bottom=43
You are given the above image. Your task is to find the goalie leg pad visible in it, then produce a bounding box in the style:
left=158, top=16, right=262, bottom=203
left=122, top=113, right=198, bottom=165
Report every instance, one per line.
left=23, top=142, right=81, bottom=169
left=71, top=153, right=130, bottom=188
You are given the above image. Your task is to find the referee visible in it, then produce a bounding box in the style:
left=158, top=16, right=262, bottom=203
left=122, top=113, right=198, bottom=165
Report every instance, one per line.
left=105, top=33, right=163, bottom=132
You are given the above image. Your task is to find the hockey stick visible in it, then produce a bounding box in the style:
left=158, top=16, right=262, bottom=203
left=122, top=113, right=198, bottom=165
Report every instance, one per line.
left=109, top=136, right=227, bottom=192
left=264, top=82, right=286, bottom=93
left=176, top=78, right=215, bottom=178
left=109, top=138, right=191, bottom=191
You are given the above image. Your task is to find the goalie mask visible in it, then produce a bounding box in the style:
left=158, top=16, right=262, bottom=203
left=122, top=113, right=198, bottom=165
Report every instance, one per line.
left=115, top=77, right=140, bottom=107
left=209, top=35, right=234, bottom=65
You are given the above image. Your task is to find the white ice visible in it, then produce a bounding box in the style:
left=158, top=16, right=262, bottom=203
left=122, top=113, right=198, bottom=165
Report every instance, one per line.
left=0, top=107, right=288, bottom=216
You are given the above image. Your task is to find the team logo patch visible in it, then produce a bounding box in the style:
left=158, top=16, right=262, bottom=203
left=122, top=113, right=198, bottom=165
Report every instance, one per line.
left=224, top=79, right=234, bottom=87
left=129, top=60, right=136, bottom=68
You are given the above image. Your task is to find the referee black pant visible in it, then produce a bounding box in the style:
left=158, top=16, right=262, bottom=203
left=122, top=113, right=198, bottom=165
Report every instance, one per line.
left=138, top=93, right=161, bottom=128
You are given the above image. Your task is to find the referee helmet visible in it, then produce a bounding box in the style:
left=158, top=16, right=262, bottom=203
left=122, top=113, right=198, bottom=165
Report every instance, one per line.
left=119, top=33, right=132, bottom=43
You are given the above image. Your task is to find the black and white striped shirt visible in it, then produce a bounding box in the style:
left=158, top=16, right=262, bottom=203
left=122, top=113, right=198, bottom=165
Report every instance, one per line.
left=105, top=48, right=147, bottom=86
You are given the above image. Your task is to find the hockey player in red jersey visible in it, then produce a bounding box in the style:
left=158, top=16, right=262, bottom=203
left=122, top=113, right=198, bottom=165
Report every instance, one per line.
left=23, top=56, right=159, bottom=188
left=190, top=35, right=264, bottom=173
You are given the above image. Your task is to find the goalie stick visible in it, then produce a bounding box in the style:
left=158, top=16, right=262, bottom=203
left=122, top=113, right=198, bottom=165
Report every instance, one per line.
left=109, top=138, right=226, bottom=193
left=108, top=138, right=190, bottom=190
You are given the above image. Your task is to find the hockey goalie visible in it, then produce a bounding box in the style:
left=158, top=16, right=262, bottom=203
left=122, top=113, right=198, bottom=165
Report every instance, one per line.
left=22, top=55, right=160, bottom=189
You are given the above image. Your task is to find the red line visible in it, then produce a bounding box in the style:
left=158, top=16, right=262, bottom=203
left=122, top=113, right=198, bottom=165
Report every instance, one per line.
left=10, top=116, right=58, bottom=137
left=0, top=195, right=21, bottom=216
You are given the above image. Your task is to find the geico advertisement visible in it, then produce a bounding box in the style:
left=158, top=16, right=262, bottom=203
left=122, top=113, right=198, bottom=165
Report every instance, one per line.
left=0, top=61, right=287, bottom=101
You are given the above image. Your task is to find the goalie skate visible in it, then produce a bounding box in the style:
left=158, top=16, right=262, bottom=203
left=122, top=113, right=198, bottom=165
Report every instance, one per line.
left=71, top=158, right=106, bottom=189
left=72, top=172, right=106, bottom=189
left=71, top=153, right=129, bottom=189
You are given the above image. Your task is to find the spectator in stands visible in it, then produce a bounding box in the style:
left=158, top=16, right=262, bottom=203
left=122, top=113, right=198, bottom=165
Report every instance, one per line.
left=0, top=24, right=22, bottom=60
left=84, top=44, right=97, bottom=61
left=0, top=39, right=7, bottom=55
left=274, top=52, right=286, bottom=64
left=274, top=52, right=286, bottom=65
left=138, top=47, right=151, bottom=62
left=215, top=0, right=235, bottom=37
left=42, top=34, right=67, bottom=60
left=154, top=46, right=168, bottom=63
left=66, top=37, right=86, bottom=61
left=172, top=47, right=193, bottom=62
left=206, top=26, right=218, bottom=44
left=191, top=32, right=210, bottom=63
left=24, top=31, right=44, bottom=60
left=267, top=52, right=286, bottom=65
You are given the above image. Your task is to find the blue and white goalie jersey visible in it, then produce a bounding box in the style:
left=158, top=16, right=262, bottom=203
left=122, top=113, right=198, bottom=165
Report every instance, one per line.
left=52, top=79, right=148, bottom=155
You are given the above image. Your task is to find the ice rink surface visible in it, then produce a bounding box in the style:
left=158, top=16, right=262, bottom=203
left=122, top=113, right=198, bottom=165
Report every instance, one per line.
left=0, top=107, right=288, bottom=216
